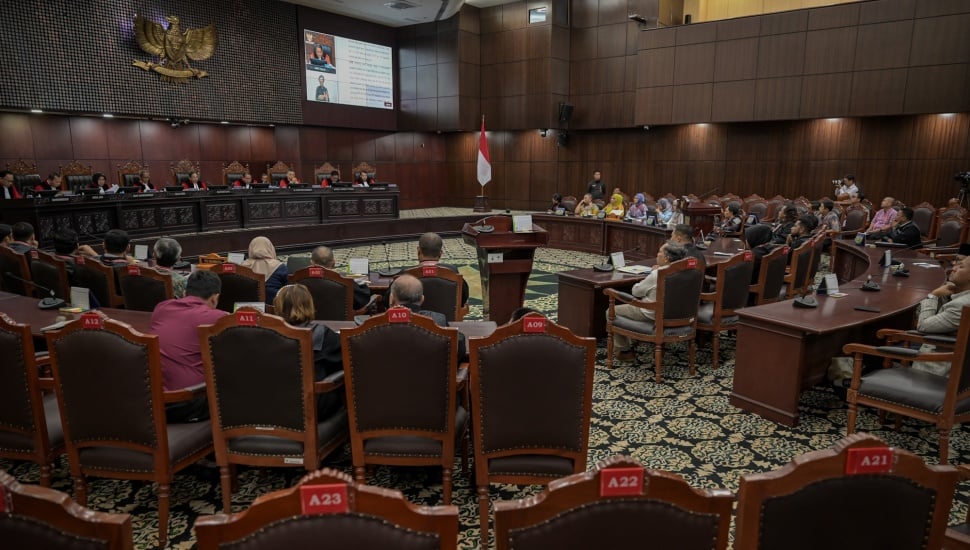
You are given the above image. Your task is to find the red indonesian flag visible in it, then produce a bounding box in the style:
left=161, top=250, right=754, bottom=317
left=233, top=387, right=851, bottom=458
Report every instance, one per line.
left=477, top=116, right=491, bottom=187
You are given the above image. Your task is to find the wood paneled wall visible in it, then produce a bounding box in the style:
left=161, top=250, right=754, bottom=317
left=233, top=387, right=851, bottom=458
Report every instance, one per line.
left=0, top=113, right=447, bottom=210
left=444, top=113, right=970, bottom=211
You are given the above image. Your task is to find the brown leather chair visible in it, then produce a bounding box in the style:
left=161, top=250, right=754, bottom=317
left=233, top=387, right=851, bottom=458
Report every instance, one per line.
left=734, top=433, right=959, bottom=550
left=403, top=265, right=465, bottom=322
left=194, top=468, right=459, bottom=550
left=0, top=469, right=133, bottom=550
left=0, top=246, right=33, bottom=296
left=210, top=262, right=266, bottom=312
left=783, top=237, right=814, bottom=298
left=7, top=159, right=42, bottom=196
left=28, top=250, right=70, bottom=301
left=748, top=244, right=788, bottom=305
left=46, top=313, right=214, bottom=547
left=223, top=160, right=250, bottom=186
left=744, top=196, right=769, bottom=222
left=493, top=455, right=733, bottom=550
left=696, top=251, right=755, bottom=369
left=840, top=203, right=869, bottom=236
left=340, top=309, right=468, bottom=505
left=0, top=314, right=63, bottom=487
left=932, top=216, right=969, bottom=249
left=559, top=195, right=577, bottom=213
left=468, top=313, right=596, bottom=547
left=60, top=160, right=93, bottom=193
left=115, top=160, right=145, bottom=188
left=170, top=159, right=199, bottom=186
left=117, top=265, right=173, bottom=312
left=763, top=195, right=788, bottom=222
left=289, top=266, right=355, bottom=320
left=604, top=257, right=705, bottom=382
left=72, top=256, right=124, bottom=308
left=267, top=160, right=294, bottom=186
left=843, top=306, right=970, bottom=463
left=199, top=309, right=348, bottom=513
left=313, top=161, right=339, bottom=186
left=910, top=201, right=936, bottom=239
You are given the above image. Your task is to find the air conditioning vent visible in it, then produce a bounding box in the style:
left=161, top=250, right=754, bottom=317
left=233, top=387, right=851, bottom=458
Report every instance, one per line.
left=384, top=0, right=418, bottom=9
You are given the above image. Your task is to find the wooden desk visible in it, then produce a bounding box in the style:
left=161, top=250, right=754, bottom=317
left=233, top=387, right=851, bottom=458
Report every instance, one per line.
left=730, top=242, right=947, bottom=427
left=556, top=238, right=741, bottom=338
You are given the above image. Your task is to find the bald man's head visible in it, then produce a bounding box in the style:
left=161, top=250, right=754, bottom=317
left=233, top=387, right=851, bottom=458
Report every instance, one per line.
left=390, top=274, right=424, bottom=307
left=311, top=246, right=334, bottom=268
left=418, top=232, right=443, bottom=260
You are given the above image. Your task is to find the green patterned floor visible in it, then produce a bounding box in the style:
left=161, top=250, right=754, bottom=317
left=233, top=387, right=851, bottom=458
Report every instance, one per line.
left=3, top=237, right=968, bottom=548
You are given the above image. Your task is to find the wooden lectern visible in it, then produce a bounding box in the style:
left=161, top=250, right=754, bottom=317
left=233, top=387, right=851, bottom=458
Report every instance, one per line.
left=685, top=202, right=722, bottom=236
left=462, top=216, right=548, bottom=323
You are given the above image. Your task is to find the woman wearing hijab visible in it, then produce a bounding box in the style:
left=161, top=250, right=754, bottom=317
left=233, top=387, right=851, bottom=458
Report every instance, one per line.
left=745, top=224, right=776, bottom=284
left=657, top=198, right=675, bottom=225
left=627, top=193, right=648, bottom=220
left=242, top=236, right=288, bottom=303
left=605, top=193, right=626, bottom=219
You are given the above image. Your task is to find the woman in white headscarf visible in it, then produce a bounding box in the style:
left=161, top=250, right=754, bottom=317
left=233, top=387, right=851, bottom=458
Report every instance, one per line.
left=242, top=236, right=288, bottom=303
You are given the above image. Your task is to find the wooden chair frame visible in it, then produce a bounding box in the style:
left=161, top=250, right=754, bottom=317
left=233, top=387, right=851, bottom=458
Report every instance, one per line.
left=604, top=258, right=704, bottom=382
left=289, top=265, right=356, bottom=321
left=170, top=159, right=200, bottom=186
left=30, top=250, right=71, bottom=301
left=493, top=455, right=733, bottom=550
left=0, top=470, right=133, bottom=550
left=734, top=433, right=959, bottom=550
left=115, top=160, right=145, bottom=188
left=784, top=237, right=814, bottom=298
left=352, top=161, right=376, bottom=180
left=46, top=314, right=212, bottom=547
left=73, top=256, right=124, bottom=308
left=59, top=160, right=93, bottom=193
left=403, top=265, right=466, bottom=322
left=117, top=265, right=174, bottom=312
left=210, top=262, right=266, bottom=312
left=267, top=160, right=294, bottom=185
left=194, top=468, right=458, bottom=550
left=222, top=160, right=250, bottom=186
left=696, top=251, right=755, bottom=369
left=0, top=246, right=35, bottom=296
left=7, top=159, right=40, bottom=195
left=199, top=310, right=348, bottom=512
left=313, top=162, right=340, bottom=185
left=749, top=245, right=788, bottom=306
left=0, top=314, right=61, bottom=487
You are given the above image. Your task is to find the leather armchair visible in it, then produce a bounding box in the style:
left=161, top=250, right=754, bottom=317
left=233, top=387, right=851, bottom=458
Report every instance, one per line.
left=403, top=265, right=465, bottom=322
left=199, top=309, right=348, bottom=513
left=468, top=313, right=596, bottom=548
left=843, top=305, right=970, bottom=463
left=210, top=262, right=266, bottom=312
left=29, top=250, right=70, bottom=301
left=748, top=245, right=788, bottom=305
left=340, top=309, right=468, bottom=505
left=0, top=314, right=63, bottom=486
left=604, top=257, right=704, bottom=382
left=735, top=433, right=959, bottom=550
left=117, top=265, right=173, bottom=312
left=195, top=468, right=458, bottom=550
left=289, top=266, right=356, bottom=320
left=46, top=313, right=214, bottom=547
left=696, top=251, right=755, bottom=369
left=0, top=246, right=33, bottom=296
left=72, top=256, right=123, bottom=308
left=494, top=455, right=732, bottom=550
left=0, top=469, right=133, bottom=550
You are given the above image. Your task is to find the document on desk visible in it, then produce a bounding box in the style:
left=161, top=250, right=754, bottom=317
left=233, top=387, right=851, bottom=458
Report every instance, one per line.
left=617, top=265, right=651, bottom=275
left=713, top=251, right=733, bottom=257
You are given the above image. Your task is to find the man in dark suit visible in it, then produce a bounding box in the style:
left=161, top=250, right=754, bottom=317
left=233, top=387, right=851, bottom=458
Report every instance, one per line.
left=877, top=207, right=921, bottom=248
left=311, top=245, right=372, bottom=310
left=670, top=224, right=706, bottom=270
left=8, top=222, right=37, bottom=253
left=389, top=274, right=467, bottom=361
left=416, top=232, right=469, bottom=307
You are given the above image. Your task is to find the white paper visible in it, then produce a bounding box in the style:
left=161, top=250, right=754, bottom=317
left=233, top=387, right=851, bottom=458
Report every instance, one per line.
left=512, top=214, right=533, bottom=232
left=618, top=265, right=651, bottom=275
left=348, top=257, right=369, bottom=276
left=610, top=251, right=626, bottom=269
left=70, top=286, right=90, bottom=311
left=823, top=273, right=839, bottom=294
left=227, top=252, right=245, bottom=264
left=233, top=302, right=265, bottom=313
left=134, top=244, right=148, bottom=260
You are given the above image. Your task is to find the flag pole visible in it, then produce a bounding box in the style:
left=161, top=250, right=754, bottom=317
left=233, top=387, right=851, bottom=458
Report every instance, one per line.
left=474, top=114, right=492, bottom=213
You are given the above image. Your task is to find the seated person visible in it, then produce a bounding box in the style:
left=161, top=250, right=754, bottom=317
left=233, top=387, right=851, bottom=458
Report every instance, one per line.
left=0, top=170, right=23, bottom=199
left=771, top=206, right=798, bottom=244
left=745, top=224, right=776, bottom=284
left=786, top=215, right=816, bottom=262
left=656, top=198, right=675, bottom=226
left=574, top=193, right=599, bottom=217
left=415, top=232, right=469, bottom=306
left=233, top=172, right=254, bottom=188
left=34, top=173, right=63, bottom=193
left=609, top=241, right=687, bottom=361
left=89, top=172, right=118, bottom=194
left=0, top=223, right=12, bottom=244
left=818, top=200, right=841, bottom=233
left=181, top=171, right=207, bottom=191
left=274, top=284, right=344, bottom=417
left=136, top=169, right=155, bottom=192
left=904, top=255, right=970, bottom=377
left=718, top=204, right=743, bottom=233
left=605, top=193, right=626, bottom=219
left=153, top=237, right=187, bottom=298
left=241, top=236, right=288, bottom=304
left=834, top=174, right=859, bottom=200
left=810, top=200, right=822, bottom=225
left=548, top=193, right=562, bottom=212
left=870, top=207, right=920, bottom=247
left=389, top=274, right=467, bottom=362
left=8, top=222, right=37, bottom=253
left=279, top=170, right=299, bottom=188
left=327, top=170, right=340, bottom=187
left=52, top=229, right=98, bottom=281
left=669, top=224, right=706, bottom=269
left=311, top=245, right=371, bottom=310
left=99, top=229, right=136, bottom=266
left=354, top=171, right=374, bottom=187
left=150, top=270, right=227, bottom=423
left=627, top=193, right=648, bottom=221
left=260, top=173, right=272, bottom=185
left=865, top=196, right=898, bottom=233
left=666, top=199, right=686, bottom=228
left=508, top=306, right=542, bottom=324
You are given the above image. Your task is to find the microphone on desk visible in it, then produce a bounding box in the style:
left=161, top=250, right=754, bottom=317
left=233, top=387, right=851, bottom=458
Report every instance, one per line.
left=593, top=246, right=640, bottom=272
left=861, top=275, right=881, bottom=292
left=4, top=272, right=66, bottom=310
left=792, top=284, right=818, bottom=308
left=376, top=241, right=402, bottom=277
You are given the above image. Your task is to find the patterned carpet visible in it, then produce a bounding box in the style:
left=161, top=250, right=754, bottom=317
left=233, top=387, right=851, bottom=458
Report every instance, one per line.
left=3, top=236, right=968, bottom=548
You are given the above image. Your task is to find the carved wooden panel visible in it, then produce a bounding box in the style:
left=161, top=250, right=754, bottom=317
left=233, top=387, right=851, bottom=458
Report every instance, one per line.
left=328, top=199, right=361, bottom=217
left=121, top=208, right=157, bottom=230
left=249, top=201, right=283, bottom=219
left=206, top=202, right=239, bottom=223
left=362, top=198, right=394, bottom=215
left=284, top=200, right=319, bottom=218
left=75, top=211, right=113, bottom=235
left=161, top=206, right=197, bottom=226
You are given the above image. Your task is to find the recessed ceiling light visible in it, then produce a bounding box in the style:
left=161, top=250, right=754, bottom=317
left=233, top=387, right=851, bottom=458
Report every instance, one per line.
left=939, top=113, right=956, bottom=118
left=826, top=118, right=841, bottom=122
left=102, top=113, right=114, bottom=118
left=220, top=121, right=229, bottom=124
left=30, top=109, right=43, bottom=114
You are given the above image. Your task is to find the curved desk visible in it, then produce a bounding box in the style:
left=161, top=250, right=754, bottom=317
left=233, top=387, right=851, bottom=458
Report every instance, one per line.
left=730, top=242, right=947, bottom=427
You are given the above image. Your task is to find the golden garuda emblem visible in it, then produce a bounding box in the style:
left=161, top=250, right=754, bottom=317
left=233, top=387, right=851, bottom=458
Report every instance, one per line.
left=132, top=15, right=217, bottom=83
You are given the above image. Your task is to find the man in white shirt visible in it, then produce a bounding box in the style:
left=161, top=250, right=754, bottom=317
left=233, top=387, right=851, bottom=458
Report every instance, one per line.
left=609, top=241, right=687, bottom=361
left=835, top=174, right=858, bottom=199
left=913, top=255, right=970, bottom=375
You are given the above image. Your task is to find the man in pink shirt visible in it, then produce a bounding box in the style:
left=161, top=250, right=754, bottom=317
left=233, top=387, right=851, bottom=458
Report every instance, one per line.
left=150, top=270, right=227, bottom=422
left=866, top=196, right=898, bottom=233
